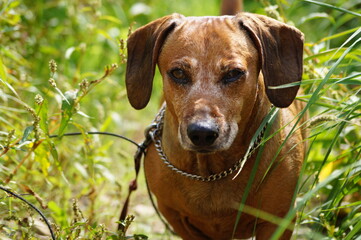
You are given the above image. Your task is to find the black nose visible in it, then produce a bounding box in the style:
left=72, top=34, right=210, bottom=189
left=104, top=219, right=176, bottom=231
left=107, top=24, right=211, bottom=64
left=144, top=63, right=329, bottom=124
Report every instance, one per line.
left=187, top=122, right=219, bottom=147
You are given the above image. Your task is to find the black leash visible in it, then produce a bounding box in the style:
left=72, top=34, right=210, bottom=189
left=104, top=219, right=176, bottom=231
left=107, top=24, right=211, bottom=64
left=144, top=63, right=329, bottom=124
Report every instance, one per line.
left=117, top=130, right=176, bottom=234
left=50, top=131, right=153, bottom=232
left=118, top=105, right=176, bottom=234
left=117, top=138, right=149, bottom=231
left=0, top=185, right=56, bottom=240
left=49, top=131, right=141, bottom=148
left=2, top=126, right=175, bottom=235
left=1, top=131, right=148, bottom=237
left=117, top=122, right=176, bottom=233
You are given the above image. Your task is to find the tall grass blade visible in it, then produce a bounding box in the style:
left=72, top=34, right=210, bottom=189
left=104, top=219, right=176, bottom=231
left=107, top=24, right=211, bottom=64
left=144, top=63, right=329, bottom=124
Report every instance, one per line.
left=303, top=0, right=361, bottom=18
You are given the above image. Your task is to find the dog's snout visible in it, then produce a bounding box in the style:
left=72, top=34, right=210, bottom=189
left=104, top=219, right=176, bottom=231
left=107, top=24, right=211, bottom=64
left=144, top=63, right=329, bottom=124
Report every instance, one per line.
left=187, top=122, right=219, bottom=147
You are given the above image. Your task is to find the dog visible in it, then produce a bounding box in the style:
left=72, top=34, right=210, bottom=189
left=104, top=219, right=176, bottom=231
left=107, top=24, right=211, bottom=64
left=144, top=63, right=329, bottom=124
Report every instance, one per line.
left=124, top=2, right=306, bottom=239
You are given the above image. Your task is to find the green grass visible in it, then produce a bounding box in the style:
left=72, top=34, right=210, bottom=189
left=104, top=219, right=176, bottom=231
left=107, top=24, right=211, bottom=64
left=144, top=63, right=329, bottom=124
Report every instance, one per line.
left=1, top=0, right=360, bottom=239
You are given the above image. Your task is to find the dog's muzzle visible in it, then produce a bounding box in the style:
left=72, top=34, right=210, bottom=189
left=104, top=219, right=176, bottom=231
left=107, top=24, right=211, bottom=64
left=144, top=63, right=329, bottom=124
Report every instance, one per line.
left=187, top=121, right=219, bottom=149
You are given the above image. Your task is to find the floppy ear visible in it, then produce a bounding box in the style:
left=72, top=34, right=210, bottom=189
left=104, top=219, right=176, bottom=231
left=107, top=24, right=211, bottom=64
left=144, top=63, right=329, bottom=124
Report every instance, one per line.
left=237, top=13, right=304, bottom=108
left=126, top=14, right=183, bottom=109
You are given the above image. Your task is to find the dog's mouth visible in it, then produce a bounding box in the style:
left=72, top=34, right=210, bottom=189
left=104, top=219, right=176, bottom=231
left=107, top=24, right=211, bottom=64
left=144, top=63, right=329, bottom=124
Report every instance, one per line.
left=189, top=146, right=218, bottom=154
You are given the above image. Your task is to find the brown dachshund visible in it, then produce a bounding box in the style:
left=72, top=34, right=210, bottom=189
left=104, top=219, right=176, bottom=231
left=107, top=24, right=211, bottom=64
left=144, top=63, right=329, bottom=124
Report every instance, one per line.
left=125, top=8, right=306, bottom=240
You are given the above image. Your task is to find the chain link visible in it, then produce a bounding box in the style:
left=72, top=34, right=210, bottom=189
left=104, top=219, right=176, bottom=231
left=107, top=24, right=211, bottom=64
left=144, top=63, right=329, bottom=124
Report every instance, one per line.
left=146, top=104, right=268, bottom=182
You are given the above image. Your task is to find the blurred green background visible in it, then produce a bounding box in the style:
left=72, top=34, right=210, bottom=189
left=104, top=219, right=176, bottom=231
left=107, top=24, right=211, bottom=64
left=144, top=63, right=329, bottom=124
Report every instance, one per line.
left=1, top=0, right=360, bottom=239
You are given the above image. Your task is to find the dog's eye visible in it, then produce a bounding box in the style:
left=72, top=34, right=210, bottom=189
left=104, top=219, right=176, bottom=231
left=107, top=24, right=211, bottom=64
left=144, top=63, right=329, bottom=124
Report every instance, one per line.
left=168, top=68, right=190, bottom=84
left=222, top=69, right=245, bottom=84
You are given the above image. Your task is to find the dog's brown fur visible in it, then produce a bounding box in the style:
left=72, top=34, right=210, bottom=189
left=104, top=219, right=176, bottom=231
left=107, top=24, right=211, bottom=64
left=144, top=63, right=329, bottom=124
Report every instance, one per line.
left=125, top=7, right=306, bottom=240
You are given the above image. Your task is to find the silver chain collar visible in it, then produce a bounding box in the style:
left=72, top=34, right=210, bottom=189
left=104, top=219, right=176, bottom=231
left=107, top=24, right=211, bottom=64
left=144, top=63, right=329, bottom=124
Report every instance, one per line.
left=146, top=105, right=269, bottom=182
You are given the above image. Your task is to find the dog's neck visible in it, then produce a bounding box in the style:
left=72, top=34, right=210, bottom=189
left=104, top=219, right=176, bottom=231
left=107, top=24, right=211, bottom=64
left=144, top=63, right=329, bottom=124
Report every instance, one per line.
left=162, top=78, right=272, bottom=178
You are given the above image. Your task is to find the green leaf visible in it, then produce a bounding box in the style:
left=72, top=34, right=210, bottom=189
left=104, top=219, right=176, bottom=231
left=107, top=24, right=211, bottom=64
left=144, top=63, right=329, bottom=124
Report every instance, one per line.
left=300, top=12, right=334, bottom=25
left=96, top=29, right=114, bottom=41
left=35, top=143, right=50, bottom=176
left=58, top=90, right=78, bottom=136
left=316, top=27, right=360, bottom=45
left=48, top=200, right=68, bottom=227
left=0, top=56, right=7, bottom=80
left=65, top=46, right=76, bottom=59
left=47, top=140, right=59, bottom=162
left=35, top=99, right=49, bottom=135
left=303, top=0, right=361, bottom=18
left=0, top=57, right=21, bottom=99
left=19, top=126, right=34, bottom=144
left=74, top=162, right=89, bottom=178
left=99, top=15, right=122, bottom=24
left=344, top=218, right=361, bottom=240
left=56, top=87, right=70, bottom=105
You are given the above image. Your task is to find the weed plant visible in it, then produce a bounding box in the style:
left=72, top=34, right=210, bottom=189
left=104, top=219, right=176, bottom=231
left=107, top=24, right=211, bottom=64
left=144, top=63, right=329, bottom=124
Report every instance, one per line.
left=0, top=0, right=360, bottom=239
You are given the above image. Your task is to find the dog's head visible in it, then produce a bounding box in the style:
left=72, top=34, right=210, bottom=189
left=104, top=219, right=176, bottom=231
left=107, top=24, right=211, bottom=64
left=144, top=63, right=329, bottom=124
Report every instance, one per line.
left=125, top=13, right=304, bottom=153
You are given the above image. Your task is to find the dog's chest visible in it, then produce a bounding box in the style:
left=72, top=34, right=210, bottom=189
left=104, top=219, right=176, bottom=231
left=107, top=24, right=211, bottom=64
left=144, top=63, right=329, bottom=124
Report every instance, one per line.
left=145, top=144, right=253, bottom=217
left=177, top=178, right=245, bottom=217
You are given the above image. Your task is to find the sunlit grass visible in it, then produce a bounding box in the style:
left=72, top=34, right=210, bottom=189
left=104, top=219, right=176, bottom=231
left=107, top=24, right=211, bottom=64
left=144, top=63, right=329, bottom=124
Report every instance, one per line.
left=0, top=0, right=360, bottom=239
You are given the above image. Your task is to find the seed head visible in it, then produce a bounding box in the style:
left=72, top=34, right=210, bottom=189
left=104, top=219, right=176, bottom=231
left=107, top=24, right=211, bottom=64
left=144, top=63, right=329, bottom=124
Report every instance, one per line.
left=49, top=59, right=57, bottom=74
left=35, top=94, right=44, bottom=105
left=79, top=78, right=89, bottom=93
left=48, top=78, right=57, bottom=88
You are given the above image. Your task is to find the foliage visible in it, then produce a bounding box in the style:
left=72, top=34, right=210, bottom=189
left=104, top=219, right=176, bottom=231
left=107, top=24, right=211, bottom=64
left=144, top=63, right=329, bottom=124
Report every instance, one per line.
left=0, top=0, right=360, bottom=239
